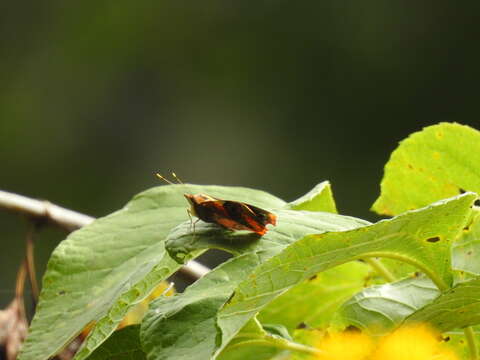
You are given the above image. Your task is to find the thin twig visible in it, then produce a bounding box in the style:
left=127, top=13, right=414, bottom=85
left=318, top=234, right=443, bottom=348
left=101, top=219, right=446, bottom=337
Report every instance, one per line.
left=0, top=189, right=210, bottom=279
left=15, top=260, right=27, bottom=319
left=25, top=222, right=40, bottom=302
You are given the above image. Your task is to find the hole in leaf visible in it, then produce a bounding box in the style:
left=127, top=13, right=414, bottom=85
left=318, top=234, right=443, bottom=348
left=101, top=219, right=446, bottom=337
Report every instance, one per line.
left=459, top=188, right=467, bottom=194
left=308, top=274, right=318, bottom=281
left=296, top=322, right=307, bottom=329
left=426, top=237, right=440, bottom=243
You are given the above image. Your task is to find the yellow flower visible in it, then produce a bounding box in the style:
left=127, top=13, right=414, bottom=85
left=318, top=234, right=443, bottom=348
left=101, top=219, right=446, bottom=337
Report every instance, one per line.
left=315, top=330, right=374, bottom=360
left=311, top=324, right=459, bottom=360
left=371, top=323, right=458, bottom=360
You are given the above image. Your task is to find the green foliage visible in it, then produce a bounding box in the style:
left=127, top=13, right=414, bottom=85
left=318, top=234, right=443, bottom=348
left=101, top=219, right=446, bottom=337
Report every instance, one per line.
left=141, top=209, right=367, bottom=360
left=19, top=185, right=283, bottom=360
left=211, top=194, right=473, bottom=358
left=19, top=123, right=480, bottom=360
left=88, top=325, right=145, bottom=360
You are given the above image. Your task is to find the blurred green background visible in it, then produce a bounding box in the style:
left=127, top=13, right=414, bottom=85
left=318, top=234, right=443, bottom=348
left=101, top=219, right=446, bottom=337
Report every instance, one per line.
left=1, top=2, right=479, bottom=303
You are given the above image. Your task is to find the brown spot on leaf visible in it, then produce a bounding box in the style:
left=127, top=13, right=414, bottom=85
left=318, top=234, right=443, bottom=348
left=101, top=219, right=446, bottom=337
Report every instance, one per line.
left=296, top=322, right=307, bottom=329
left=309, top=274, right=318, bottom=281
left=345, top=325, right=361, bottom=332
left=426, top=237, right=440, bottom=243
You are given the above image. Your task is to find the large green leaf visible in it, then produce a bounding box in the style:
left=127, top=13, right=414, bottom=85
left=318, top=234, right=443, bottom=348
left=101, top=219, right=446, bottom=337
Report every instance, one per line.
left=338, top=276, right=439, bottom=333
left=407, top=277, right=480, bottom=331
left=141, top=210, right=368, bottom=360
left=372, top=123, right=480, bottom=216
left=215, top=194, right=475, bottom=358
left=19, top=184, right=284, bottom=360
left=88, top=325, right=146, bottom=360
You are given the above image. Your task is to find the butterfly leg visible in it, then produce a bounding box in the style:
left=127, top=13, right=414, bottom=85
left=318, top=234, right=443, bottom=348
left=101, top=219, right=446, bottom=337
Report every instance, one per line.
left=186, top=209, right=200, bottom=239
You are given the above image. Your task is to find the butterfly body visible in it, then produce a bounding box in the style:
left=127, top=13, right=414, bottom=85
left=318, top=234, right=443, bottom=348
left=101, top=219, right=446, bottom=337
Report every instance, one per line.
left=184, top=193, right=276, bottom=235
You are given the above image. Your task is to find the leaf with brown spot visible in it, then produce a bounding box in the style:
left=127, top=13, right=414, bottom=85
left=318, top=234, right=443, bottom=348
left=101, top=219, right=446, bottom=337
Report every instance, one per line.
left=373, top=123, right=480, bottom=216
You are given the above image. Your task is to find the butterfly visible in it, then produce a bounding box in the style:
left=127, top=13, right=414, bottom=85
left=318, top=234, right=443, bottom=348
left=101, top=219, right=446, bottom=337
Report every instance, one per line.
left=156, top=173, right=277, bottom=235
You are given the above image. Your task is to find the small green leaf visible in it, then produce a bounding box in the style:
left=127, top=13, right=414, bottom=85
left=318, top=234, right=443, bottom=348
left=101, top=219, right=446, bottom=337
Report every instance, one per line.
left=407, top=277, right=480, bottom=331
left=19, top=184, right=284, bottom=360
left=215, top=194, right=474, bottom=358
left=258, top=261, right=372, bottom=331
left=287, top=181, right=337, bottom=213
left=141, top=210, right=368, bottom=360
left=88, top=325, right=146, bottom=360
left=339, top=276, right=439, bottom=333
left=373, top=123, right=480, bottom=216
left=452, top=209, right=480, bottom=275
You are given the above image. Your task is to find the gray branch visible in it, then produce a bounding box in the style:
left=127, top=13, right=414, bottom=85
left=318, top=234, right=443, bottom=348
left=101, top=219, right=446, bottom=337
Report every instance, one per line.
left=0, top=189, right=210, bottom=279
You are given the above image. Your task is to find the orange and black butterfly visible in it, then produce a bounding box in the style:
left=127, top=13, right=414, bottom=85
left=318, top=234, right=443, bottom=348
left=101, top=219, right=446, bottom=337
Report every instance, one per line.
left=157, top=174, right=277, bottom=236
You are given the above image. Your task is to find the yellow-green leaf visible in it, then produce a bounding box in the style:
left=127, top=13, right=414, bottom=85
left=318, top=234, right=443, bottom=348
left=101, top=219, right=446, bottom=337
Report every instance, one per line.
left=373, top=123, right=480, bottom=216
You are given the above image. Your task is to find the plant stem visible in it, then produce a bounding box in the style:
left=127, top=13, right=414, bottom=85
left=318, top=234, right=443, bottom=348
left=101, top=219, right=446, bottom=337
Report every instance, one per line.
left=363, top=257, right=395, bottom=282
left=227, top=335, right=324, bottom=356
left=358, top=252, right=448, bottom=291
left=464, top=326, right=479, bottom=360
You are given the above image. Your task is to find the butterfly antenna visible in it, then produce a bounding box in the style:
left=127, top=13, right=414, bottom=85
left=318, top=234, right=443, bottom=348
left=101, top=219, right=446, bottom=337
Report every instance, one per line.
left=156, top=173, right=175, bottom=185
left=171, top=172, right=184, bottom=184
